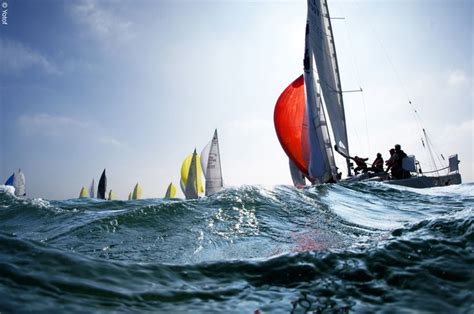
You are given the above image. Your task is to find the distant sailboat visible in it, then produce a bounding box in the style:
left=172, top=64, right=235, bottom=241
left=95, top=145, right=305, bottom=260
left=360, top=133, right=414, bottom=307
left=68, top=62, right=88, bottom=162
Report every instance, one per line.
left=79, top=187, right=89, bottom=198
left=128, top=192, right=132, bottom=200
left=132, top=183, right=142, bottom=200
left=13, top=169, right=26, bottom=197
left=97, top=169, right=107, bottom=199
left=89, top=179, right=95, bottom=198
left=108, top=190, right=116, bottom=200
left=200, top=129, right=224, bottom=196
left=4, top=173, right=14, bottom=186
left=180, top=149, right=204, bottom=199
left=164, top=182, right=176, bottom=198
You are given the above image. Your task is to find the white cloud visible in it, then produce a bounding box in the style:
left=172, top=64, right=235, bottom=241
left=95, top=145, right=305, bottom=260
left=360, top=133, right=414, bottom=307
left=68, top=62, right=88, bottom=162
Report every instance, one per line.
left=100, top=137, right=125, bottom=148
left=18, top=113, right=124, bottom=148
left=69, top=0, right=134, bottom=49
left=18, top=113, right=89, bottom=137
left=447, top=70, right=470, bottom=87
left=0, top=38, right=59, bottom=74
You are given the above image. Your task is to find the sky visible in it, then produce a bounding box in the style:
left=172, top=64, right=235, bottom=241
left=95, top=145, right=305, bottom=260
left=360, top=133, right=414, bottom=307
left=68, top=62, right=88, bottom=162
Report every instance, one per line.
left=0, top=0, right=472, bottom=200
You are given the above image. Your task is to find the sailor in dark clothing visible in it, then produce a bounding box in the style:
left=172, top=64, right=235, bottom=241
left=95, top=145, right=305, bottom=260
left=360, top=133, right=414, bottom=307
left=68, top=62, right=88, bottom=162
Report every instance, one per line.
left=394, top=144, right=410, bottom=179
left=351, top=156, right=368, bottom=175
left=369, top=153, right=384, bottom=173
left=385, top=148, right=397, bottom=178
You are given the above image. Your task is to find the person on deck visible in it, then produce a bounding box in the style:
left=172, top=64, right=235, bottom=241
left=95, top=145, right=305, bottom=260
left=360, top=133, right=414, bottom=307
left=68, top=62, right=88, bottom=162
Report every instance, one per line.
left=351, top=156, right=368, bottom=175
left=385, top=148, right=397, bottom=178
left=394, top=144, right=410, bottom=179
left=369, top=153, right=384, bottom=173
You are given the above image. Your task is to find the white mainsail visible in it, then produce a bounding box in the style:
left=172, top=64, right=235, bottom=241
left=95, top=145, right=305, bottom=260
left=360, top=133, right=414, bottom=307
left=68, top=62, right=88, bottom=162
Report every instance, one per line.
left=89, top=179, right=95, bottom=198
left=304, top=21, right=337, bottom=183
left=200, top=129, right=223, bottom=196
left=13, top=169, right=26, bottom=196
left=306, top=0, right=350, bottom=173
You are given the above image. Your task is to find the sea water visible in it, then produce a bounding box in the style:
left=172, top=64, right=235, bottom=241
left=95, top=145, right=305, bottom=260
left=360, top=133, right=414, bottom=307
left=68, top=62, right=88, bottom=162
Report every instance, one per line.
left=0, top=182, right=472, bottom=312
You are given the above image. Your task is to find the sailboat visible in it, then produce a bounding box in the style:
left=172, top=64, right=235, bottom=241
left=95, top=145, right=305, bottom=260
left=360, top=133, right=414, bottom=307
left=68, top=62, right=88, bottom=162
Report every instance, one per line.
left=12, top=169, right=26, bottom=197
left=180, top=149, right=204, bottom=199
left=274, top=0, right=461, bottom=189
left=97, top=169, right=107, bottom=199
left=132, top=183, right=142, bottom=200
left=128, top=192, right=132, bottom=200
left=89, top=179, right=95, bottom=198
left=164, top=182, right=176, bottom=199
left=79, top=187, right=89, bottom=198
left=200, top=129, right=224, bottom=196
left=108, top=190, right=116, bottom=200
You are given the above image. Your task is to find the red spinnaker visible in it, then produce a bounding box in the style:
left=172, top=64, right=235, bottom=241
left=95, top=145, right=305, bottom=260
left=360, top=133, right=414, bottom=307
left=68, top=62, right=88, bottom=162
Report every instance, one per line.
left=274, top=75, right=309, bottom=177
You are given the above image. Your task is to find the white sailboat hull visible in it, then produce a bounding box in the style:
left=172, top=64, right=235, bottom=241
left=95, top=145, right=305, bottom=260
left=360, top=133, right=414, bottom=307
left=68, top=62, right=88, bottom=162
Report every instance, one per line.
left=345, top=172, right=462, bottom=189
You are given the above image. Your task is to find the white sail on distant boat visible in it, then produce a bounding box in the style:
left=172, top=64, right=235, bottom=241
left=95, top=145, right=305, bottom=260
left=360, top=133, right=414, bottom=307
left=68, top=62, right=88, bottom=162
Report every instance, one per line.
left=274, top=0, right=462, bottom=189
left=89, top=179, right=95, bottom=198
left=200, top=129, right=224, bottom=196
left=13, top=169, right=26, bottom=197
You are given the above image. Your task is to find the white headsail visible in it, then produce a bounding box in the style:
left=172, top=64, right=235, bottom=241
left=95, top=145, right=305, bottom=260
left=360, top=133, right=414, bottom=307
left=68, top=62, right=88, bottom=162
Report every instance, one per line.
left=89, top=179, right=95, bottom=198
left=200, top=129, right=223, bottom=196
left=306, top=0, right=350, bottom=174
left=13, top=169, right=26, bottom=196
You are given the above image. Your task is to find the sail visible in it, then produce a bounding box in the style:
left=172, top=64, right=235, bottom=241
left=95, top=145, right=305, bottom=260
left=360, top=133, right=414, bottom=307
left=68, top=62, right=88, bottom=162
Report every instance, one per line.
left=89, top=179, right=95, bottom=198
left=304, top=22, right=337, bottom=183
left=97, top=169, right=107, bottom=199
left=79, top=187, right=89, bottom=198
left=289, top=159, right=306, bottom=186
left=274, top=75, right=310, bottom=176
left=165, top=182, right=176, bottom=198
left=201, top=129, right=224, bottom=196
left=5, top=173, right=14, bottom=186
left=108, top=190, right=116, bottom=200
left=306, top=0, right=349, bottom=157
left=128, top=192, right=132, bottom=200
left=13, top=169, right=26, bottom=196
left=132, top=183, right=142, bottom=200
left=180, top=151, right=204, bottom=198
left=182, top=150, right=200, bottom=199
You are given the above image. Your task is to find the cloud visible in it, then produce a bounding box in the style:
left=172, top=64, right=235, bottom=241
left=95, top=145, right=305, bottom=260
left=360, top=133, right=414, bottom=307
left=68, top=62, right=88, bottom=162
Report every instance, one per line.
left=18, top=113, right=89, bottom=137
left=447, top=70, right=470, bottom=87
left=69, top=0, right=134, bottom=49
left=18, top=113, right=124, bottom=148
left=100, top=137, right=125, bottom=148
left=0, top=38, right=59, bottom=74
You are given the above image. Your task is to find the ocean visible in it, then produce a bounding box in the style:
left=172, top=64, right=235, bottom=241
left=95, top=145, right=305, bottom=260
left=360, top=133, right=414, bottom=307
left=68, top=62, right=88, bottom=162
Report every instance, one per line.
left=0, top=182, right=472, bottom=313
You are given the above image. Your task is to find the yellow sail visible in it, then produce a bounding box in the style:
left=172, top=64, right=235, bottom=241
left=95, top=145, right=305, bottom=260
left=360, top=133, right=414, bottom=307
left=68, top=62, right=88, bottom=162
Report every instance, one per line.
left=180, top=153, right=204, bottom=193
left=128, top=192, right=132, bottom=200
left=165, top=182, right=176, bottom=198
left=132, top=183, right=142, bottom=200
left=79, top=187, right=89, bottom=198
left=108, top=190, right=115, bottom=200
